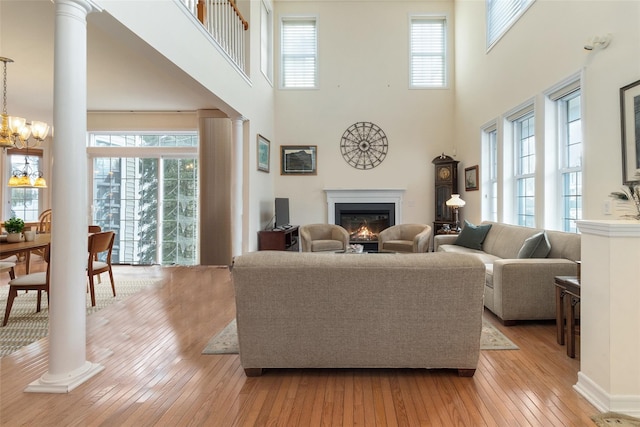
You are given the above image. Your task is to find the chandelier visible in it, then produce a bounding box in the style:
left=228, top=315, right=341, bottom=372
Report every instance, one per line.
left=1, top=57, right=50, bottom=149
left=8, top=154, right=47, bottom=188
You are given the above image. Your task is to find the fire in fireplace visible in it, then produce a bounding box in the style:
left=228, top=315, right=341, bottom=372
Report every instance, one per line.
left=335, top=203, right=395, bottom=247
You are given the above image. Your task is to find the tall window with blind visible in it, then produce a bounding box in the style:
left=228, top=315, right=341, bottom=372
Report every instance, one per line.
left=7, top=150, right=44, bottom=221
left=557, top=90, right=582, bottom=232
left=410, top=16, right=447, bottom=88
left=280, top=17, right=317, bottom=89
left=514, top=113, right=535, bottom=227
left=486, top=0, right=535, bottom=49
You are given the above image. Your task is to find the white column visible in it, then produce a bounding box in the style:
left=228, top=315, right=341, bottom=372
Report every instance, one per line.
left=231, top=117, right=244, bottom=257
left=26, top=0, right=104, bottom=393
left=575, top=220, right=640, bottom=417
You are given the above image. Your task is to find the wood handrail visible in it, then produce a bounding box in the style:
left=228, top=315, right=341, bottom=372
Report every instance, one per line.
left=197, top=0, right=248, bottom=31
left=229, top=0, right=249, bottom=31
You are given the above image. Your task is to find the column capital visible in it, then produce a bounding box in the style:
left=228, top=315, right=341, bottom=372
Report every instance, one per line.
left=54, top=0, right=103, bottom=14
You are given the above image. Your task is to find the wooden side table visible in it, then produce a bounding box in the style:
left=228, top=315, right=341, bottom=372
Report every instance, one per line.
left=554, top=276, right=581, bottom=358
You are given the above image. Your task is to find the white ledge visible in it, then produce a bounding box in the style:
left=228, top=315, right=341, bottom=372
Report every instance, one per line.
left=577, top=219, right=640, bottom=237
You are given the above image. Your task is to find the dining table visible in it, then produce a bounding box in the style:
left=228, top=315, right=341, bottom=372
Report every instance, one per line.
left=0, top=233, right=51, bottom=274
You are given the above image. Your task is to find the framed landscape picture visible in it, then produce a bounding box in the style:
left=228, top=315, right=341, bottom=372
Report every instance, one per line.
left=465, top=165, right=479, bottom=191
left=257, top=134, right=270, bottom=173
left=281, top=145, right=317, bottom=175
left=620, top=79, right=640, bottom=184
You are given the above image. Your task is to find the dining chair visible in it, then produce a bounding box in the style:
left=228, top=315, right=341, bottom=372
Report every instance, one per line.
left=88, top=225, right=103, bottom=282
left=0, top=261, right=16, bottom=280
left=37, top=209, right=52, bottom=234
left=3, top=245, right=50, bottom=327
left=27, top=208, right=53, bottom=272
left=87, top=231, right=116, bottom=307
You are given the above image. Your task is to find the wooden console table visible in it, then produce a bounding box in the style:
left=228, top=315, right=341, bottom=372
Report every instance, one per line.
left=555, top=275, right=581, bottom=358
left=258, top=226, right=299, bottom=251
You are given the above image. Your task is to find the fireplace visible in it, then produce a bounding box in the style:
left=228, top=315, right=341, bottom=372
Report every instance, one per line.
left=335, top=203, right=395, bottom=249
left=325, top=189, right=404, bottom=251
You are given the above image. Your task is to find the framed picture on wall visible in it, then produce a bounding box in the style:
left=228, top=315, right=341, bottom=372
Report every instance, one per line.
left=281, top=145, right=317, bottom=175
left=620, top=79, right=640, bottom=184
left=465, top=165, right=479, bottom=191
left=257, top=134, right=270, bottom=173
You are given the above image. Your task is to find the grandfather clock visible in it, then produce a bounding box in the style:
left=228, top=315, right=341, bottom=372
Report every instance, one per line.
left=432, top=154, right=459, bottom=232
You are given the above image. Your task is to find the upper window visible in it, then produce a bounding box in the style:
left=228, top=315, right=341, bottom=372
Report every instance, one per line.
left=280, top=17, right=317, bottom=89
left=486, top=0, right=534, bottom=49
left=260, top=0, right=273, bottom=83
left=410, top=16, right=447, bottom=88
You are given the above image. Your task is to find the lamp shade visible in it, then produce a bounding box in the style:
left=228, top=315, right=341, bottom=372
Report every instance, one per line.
left=446, top=194, right=466, bottom=208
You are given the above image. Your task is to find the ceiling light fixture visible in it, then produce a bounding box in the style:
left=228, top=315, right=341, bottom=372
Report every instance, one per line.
left=0, top=57, right=50, bottom=149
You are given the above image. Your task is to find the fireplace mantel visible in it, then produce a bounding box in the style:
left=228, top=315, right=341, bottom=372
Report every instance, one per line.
left=324, top=189, right=405, bottom=224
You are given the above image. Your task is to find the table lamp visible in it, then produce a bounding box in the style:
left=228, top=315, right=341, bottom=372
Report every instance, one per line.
left=446, top=194, right=466, bottom=231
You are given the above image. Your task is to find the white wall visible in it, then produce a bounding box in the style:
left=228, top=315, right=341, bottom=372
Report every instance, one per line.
left=273, top=1, right=456, bottom=227
left=454, top=0, right=640, bottom=225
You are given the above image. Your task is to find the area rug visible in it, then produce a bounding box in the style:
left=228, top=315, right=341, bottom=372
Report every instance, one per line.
left=592, top=412, right=640, bottom=426
left=202, top=319, right=519, bottom=355
left=0, top=278, right=161, bottom=357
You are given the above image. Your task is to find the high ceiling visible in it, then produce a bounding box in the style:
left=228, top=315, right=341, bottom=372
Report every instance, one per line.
left=0, top=0, right=225, bottom=126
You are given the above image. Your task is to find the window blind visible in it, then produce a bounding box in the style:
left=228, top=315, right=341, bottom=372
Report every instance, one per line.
left=281, top=18, right=317, bottom=88
left=410, top=17, right=446, bottom=88
left=487, top=0, right=534, bottom=48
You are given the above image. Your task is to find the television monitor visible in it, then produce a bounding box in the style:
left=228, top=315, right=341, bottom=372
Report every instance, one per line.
left=274, top=198, right=290, bottom=229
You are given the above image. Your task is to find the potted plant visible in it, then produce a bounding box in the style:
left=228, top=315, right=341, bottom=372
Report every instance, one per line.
left=4, top=217, right=25, bottom=242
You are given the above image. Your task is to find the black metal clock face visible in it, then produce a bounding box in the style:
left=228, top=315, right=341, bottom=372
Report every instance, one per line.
left=340, top=122, right=388, bottom=170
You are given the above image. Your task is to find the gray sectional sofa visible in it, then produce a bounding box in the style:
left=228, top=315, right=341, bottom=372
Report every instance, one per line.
left=232, top=251, right=485, bottom=377
left=434, top=221, right=580, bottom=325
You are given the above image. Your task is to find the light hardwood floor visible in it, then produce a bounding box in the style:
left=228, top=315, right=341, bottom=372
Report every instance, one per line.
left=0, top=259, right=597, bottom=426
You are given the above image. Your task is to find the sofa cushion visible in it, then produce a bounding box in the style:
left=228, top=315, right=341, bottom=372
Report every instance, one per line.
left=437, top=244, right=501, bottom=265
left=454, top=221, right=492, bottom=250
left=517, top=231, right=551, bottom=258
left=485, top=264, right=494, bottom=289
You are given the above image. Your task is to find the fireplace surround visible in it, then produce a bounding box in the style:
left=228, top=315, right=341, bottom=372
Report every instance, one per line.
left=325, top=189, right=405, bottom=250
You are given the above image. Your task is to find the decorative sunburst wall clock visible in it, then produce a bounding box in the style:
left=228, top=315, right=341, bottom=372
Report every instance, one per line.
left=340, top=122, right=388, bottom=170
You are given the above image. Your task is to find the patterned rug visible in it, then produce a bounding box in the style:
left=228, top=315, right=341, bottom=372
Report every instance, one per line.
left=202, top=318, right=519, bottom=355
left=592, top=412, right=640, bottom=426
left=0, top=278, right=161, bottom=357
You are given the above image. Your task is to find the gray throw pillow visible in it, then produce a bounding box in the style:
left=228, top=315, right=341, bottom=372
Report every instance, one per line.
left=454, top=220, right=492, bottom=250
left=517, top=231, right=551, bottom=258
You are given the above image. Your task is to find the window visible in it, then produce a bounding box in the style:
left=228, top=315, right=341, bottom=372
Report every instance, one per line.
left=487, top=129, right=498, bottom=222
left=514, top=113, right=535, bottom=227
left=486, top=0, right=534, bottom=49
left=260, top=0, right=273, bottom=83
left=6, top=150, right=44, bottom=221
left=410, top=16, right=446, bottom=88
left=88, top=133, right=199, bottom=266
left=557, top=90, right=582, bottom=232
left=280, top=17, right=317, bottom=89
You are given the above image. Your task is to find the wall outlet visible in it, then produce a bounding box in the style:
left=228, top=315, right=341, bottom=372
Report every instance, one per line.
left=603, top=199, right=612, bottom=215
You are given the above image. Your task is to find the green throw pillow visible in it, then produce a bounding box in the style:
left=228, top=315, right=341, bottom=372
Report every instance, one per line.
left=454, top=220, right=492, bottom=250
left=517, top=231, right=551, bottom=258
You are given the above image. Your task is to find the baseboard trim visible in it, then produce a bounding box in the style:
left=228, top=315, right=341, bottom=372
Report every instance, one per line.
left=575, top=371, right=640, bottom=418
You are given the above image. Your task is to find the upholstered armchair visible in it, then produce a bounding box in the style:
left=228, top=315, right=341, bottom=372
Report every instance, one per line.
left=378, top=224, right=432, bottom=253
left=299, top=224, right=350, bottom=252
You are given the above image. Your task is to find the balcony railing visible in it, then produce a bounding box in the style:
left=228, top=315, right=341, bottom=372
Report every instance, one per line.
left=181, top=0, right=249, bottom=73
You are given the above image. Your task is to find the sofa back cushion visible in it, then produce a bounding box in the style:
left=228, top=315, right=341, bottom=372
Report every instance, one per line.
left=480, top=221, right=580, bottom=261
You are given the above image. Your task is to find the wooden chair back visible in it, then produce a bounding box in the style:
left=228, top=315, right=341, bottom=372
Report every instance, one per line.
left=88, top=225, right=102, bottom=233
left=38, top=209, right=52, bottom=233
left=88, top=231, right=115, bottom=264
